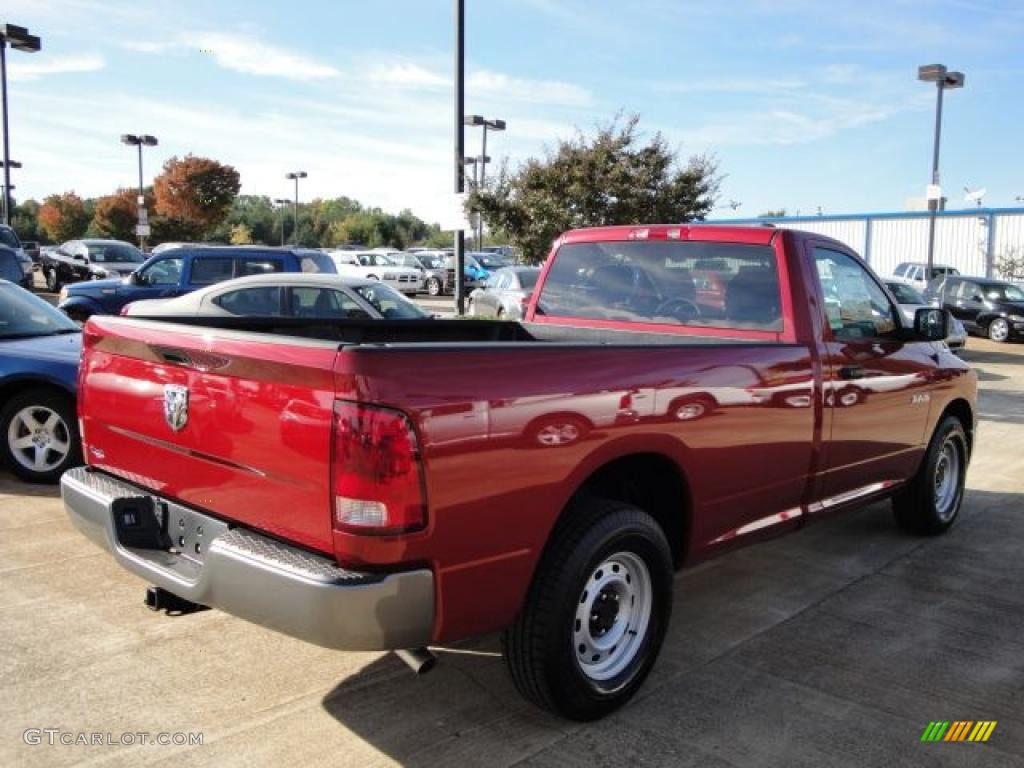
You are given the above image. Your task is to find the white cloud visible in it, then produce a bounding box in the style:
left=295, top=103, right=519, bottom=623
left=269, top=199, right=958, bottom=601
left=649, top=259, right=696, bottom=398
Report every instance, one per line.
left=368, top=63, right=448, bottom=88
left=121, top=40, right=180, bottom=54
left=656, top=78, right=806, bottom=94
left=468, top=70, right=592, bottom=107
left=193, top=33, right=340, bottom=80
left=7, top=54, right=105, bottom=81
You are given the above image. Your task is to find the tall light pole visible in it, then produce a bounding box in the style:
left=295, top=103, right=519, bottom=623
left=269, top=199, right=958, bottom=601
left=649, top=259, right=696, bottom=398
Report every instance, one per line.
left=454, top=0, right=466, bottom=314
left=0, top=158, right=20, bottom=220
left=285, top=171, right=307, bottom=245
left=274, top=198, right=290, bottom=246
left=918, top=64, right=964, bottom=275
left=464, top=114, right=505, bottom=250
left=462, top=156, right=482, bottom=249
left=1, top=24, right=41, bottom=226
left=120, top=134, right=158, bottom=249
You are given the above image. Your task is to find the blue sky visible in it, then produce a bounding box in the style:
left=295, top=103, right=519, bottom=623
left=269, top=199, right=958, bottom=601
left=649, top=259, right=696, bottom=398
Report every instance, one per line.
left=6, top=0, right=1023, bottom=225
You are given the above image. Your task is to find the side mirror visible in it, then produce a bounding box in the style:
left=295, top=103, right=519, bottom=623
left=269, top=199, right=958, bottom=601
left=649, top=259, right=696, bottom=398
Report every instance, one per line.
left=972, top=294, right=984, bottom=302
left=914, top=307, right=950, bottom=342
left=73, top=254, right=87, bottom=262
left=129, top=271, right=144, bottom=285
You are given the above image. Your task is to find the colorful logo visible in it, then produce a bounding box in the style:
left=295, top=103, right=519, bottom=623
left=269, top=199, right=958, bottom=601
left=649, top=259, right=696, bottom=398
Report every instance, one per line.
left=921, top=721, right=997, bottom=742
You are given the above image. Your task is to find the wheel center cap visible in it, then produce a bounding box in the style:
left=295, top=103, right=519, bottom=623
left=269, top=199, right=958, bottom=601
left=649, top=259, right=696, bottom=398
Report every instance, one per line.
left=32, top=429, right=50, bottom=448
left=590, top=590, right=620, bottom=633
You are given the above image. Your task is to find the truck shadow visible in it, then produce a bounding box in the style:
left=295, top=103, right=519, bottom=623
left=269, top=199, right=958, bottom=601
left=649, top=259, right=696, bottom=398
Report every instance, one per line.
left=319, top=487, right=1024, bottom=766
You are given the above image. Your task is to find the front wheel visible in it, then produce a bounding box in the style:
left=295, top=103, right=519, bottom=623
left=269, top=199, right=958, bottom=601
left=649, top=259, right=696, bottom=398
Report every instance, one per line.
left=46, top=269, right=61, bottom=293
left=1, top=389, right=82, bottom=484
left=426, top=277, right=442, bottom=296
left=502, top=497, right=673, bottom=720
left=988, top=318, right=1010, bottom=343
left=892, top=415, right=968, bottom=535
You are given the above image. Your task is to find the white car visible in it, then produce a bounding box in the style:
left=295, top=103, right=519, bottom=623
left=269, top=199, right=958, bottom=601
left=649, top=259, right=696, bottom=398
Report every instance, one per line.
left=327, top=250, right=423, bottom=295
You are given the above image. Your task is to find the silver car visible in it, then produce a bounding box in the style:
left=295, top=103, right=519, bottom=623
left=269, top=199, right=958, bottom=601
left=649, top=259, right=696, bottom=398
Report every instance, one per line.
left=123, top=272, right=432, bottom=320
left=468, top=266, right=541, bottom=320
left=884, top=280, right=966, bottom=354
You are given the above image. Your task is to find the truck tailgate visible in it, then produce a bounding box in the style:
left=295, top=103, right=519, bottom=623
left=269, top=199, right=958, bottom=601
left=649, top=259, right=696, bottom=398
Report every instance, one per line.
left=79, top=316, right=340, bottom=554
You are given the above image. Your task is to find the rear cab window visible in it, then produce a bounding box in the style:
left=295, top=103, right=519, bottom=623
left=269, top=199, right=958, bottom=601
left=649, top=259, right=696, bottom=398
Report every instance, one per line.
left=189, top=257, right=235, bottom=285
left=535, top=239, right=785, bottom=336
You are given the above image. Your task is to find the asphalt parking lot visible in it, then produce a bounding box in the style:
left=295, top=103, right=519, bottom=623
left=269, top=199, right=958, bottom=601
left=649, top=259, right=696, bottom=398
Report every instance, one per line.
left=2, top=338, right=1023, bottom=768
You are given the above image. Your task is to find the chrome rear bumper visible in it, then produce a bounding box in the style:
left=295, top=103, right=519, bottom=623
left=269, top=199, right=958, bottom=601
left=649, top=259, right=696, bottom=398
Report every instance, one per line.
left=61, top=467, right=434, bottom=651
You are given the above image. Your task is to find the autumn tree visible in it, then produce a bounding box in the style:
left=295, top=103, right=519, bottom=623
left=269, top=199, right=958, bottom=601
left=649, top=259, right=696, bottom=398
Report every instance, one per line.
left=153, top=155, right=241, bottom=239
left=38, top=192, right=90, bottom=242
left=471, top=114, right=720, bottom=263
left=230, top=223, right=253, bottom=244
left=90, top=189, right=142, bottom=241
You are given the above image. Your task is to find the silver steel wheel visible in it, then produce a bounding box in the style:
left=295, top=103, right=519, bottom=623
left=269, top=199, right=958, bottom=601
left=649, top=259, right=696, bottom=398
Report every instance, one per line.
left=427, top=277, right=441, bottom=296
left=989, top=318, right=1009, bottom=342
left=675, top=402, right=706, bottom=420
left=536, top=422, right=581, bottom=446
left=573, top=552, right=653, bottom=682
left=7, top=405, right=72, bottom=474
left=933, top=437, right=961, bottom=522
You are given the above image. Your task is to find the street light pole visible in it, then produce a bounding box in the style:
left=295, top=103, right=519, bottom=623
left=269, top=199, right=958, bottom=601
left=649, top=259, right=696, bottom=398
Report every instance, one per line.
left=120, top=134, right=158, bottom=249
left=464, top=115, right=505, bottom=252
left=0, top=159, right=20, bottom=223
left=285, top=171, right=307, bottom=245
left=274, top=198, right=290, bottom=246
left=918, top=64, right=964, bottom=275
left=454, top=0, right=466, bottom=315
left=0, top=24, right=41, bottom=226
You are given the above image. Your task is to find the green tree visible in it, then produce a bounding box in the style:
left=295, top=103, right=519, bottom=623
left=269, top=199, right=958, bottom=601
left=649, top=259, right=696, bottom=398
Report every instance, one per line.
left=471, top=114, right=720, bottom=263
left=11, top=199, right=43, bottom=242
left=38, top=192, right=90, bottom=242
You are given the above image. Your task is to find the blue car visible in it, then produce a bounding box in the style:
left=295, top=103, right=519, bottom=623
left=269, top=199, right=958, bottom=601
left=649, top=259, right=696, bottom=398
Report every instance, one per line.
left=57, top=246, right=337, bottom=322
left=0, top=280, right=82, bottom=483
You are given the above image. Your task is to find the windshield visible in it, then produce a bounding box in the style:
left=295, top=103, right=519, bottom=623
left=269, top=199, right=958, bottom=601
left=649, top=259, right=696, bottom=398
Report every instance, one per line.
left=87, top=242, right=146, bottom=263
left=354, top=283, right=430, bottom=319
left=477, top=254, right=506, bottom=269
left=419, top=255, right=446, bottom=269
left=299, top=252, right=337, bottom=274
left=984, top=283, right=1024, bottom=302
left=0, top=283, right=81, bottom=339
left=886, top=282, right=925, bottom=304
left=0, top=229, right=20, bottom=249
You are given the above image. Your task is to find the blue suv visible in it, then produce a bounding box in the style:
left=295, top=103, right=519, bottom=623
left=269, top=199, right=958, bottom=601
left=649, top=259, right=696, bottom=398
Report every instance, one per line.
left=57, top=246, right=336, bottom=322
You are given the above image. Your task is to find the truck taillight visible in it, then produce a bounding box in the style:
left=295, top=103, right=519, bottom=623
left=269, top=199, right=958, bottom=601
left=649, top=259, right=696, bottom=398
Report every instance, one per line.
left=331, top=402, right=427, bottom=535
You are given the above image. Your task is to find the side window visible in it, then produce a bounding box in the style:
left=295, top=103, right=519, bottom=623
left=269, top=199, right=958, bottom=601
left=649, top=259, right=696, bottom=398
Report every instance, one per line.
left=138, top=257, right=183, bottom=286
left=237, top=257, right=284, bottom=277
left=959, top=281, right=981, bottom=301
left=213, top=287, right=282, bottom=315
left=942, top=278, right=959, bottom=300
left=189, top=257, right=234, bottom=285
left=488, top=273, right=507, bottom=290
left=289, top=287, right=369, bottom=319
left=813, top=248, right=898, bottom=339
left=894, top=264, right=907, bottom=278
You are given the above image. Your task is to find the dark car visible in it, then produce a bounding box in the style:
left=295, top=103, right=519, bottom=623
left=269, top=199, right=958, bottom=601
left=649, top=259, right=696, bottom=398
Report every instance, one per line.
left=0, top=246, right=33, bottom=289
left=0, top=224, right=33, bottom=283
left=57, top=246, right=338, bottom=322
left=924, top=275, right=1024, bottom=343
left=0, top=280, right=82, bottom=483
left=41, top=239, right=147, bottom=292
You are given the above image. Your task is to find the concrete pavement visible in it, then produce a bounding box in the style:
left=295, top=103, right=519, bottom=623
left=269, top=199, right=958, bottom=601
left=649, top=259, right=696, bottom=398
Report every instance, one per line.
left=1, top=339, right=1022, bottom=767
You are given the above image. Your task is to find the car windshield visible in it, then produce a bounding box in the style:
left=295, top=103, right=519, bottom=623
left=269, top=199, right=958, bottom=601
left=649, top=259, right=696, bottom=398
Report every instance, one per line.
left=886, top=282, right=925, bottom=304
left=87, top=242, right=146, bottom=263
left=477, top=254, right=506, bottom=269
left=354, top=283, right=430, bottom=319
left=0, top=283, right=81, bottom=339
left=984, top=283, right=1024, bottom=302
left=0, top=229, right=20, bottom=249
left=298, top=252, right=337, bottom=274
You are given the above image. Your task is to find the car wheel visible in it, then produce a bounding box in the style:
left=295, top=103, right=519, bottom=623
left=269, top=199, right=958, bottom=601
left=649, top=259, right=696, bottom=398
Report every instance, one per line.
left=496, top=306, right=506, bottom=319
left=46, top=269, right=60, bottom=293
left=988, top=318, right=1010, bottom=343
left=0, top=389, right=82, bottom=484
left=667, top=394, right=715, bottom=421
left=427, top=277, right=442, bottom=296
left=892, top=415, right=968, bottom=536
left=528, top=414, right=590, bottom=447
left=502, top=497, right=673, bottom=721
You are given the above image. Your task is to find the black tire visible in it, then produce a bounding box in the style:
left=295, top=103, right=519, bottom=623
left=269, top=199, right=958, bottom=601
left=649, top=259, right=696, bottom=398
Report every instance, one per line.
left=427, top=277, right=442, bottom=296
left=892, top=415, right=968, bottom=535
left=46, top=268, right=61, bottom=293
left=987, top=317, right=1010, bottom=343
left=0, top=389, right=82, bottom=484
left=502, top=497, right=673, bottom=721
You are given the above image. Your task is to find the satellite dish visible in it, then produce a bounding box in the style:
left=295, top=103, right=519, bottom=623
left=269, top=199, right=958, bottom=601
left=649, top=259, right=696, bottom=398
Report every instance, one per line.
left=964, top=186, right=987, bottom=206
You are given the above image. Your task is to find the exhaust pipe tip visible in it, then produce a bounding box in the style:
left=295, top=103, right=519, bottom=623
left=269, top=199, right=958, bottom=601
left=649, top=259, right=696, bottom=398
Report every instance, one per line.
left=395, top=647, right=437, bottom=675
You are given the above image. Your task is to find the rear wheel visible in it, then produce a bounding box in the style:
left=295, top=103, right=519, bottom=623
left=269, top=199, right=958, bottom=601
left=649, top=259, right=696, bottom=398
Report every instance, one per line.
left=988, top=318, right=1010, bottom=343
left=502, top=497, right=673, bottom=721
left=1, top=389, right=82, bottom=484
left=46, top=269, right=61, bottom=293
left=892, top=415, right=968, bottom=535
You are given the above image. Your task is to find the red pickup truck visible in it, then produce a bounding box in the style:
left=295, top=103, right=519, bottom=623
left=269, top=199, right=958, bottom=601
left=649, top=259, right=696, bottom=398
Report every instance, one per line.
left=63, top=224, right=976, bottom=720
